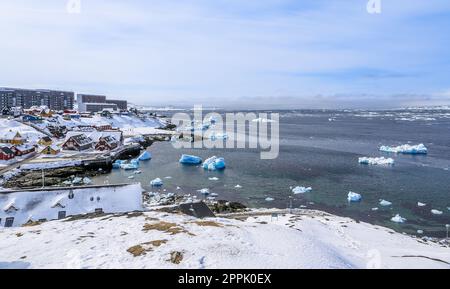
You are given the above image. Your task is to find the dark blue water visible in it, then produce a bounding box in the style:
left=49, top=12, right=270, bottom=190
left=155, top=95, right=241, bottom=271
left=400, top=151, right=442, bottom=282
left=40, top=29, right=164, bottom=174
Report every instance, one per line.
left=93, top=109, right=450, bottom=237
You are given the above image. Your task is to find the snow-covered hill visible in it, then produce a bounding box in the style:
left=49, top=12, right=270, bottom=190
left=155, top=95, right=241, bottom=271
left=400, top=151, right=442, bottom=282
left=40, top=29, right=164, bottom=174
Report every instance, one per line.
left=0, top=209, right=448, bottom=269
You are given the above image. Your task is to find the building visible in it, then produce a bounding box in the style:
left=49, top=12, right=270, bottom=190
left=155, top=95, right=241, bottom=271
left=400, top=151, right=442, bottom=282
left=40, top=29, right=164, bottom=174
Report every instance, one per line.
left=38, top=136, right=53, bottom=146
left=0, top=146, right=15, bottom=161
left=40, top=145, right=61, bottom=155
left=0, top=87, right=74, bottom=111
left=0, top=131, right=24, bottom=145
left=77, top=93, right=127, bottom=113
left=0, top=184, right=143, bottom=227
left=12, top=145, right=36, bottom=156
left=95, top=135, right=120, bottom=151
left=62, top=134, right=93, bottom=151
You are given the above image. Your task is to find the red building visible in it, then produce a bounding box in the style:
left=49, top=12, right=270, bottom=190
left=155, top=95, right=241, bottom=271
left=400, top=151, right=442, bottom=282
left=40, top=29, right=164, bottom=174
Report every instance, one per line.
left=0, top=146, right=15, bottom=160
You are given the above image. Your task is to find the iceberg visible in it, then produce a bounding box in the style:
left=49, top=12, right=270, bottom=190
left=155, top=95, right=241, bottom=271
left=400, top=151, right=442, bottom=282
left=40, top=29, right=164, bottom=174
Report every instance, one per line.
left=121, top=163, right=139, bottom=170
left=380, top=144, right=428, bottom=155
left=235, top=185, right=242, bottom=189
left=202, top=156, right=226, bottom=171
left=138, top=151, right=152, bottom=161
left=391, top=214, right=406, bottom=223
left=292, top=186, right=313, bottom=194
left=431, top=209, right=443, bottom=215
left=417, top=230, right=424, bottom=235
left=265, top=197, right=275, bottom=202
left=198, top=188, right=210, bottom=195
left=209, top=177, right=219, bottom=181
left=358, top=157, right=394, bottom=166
left=150, top=178, right=163, bottom=187
left=179, top=154, right=202, bottom=165
left=379, top=200, right=392, bottom=207
left=418, top=202, right=427, bottom=207
left=347, top=192, right=362, bottom=202
left=83, top=177, right=92, bottom=185
left=112, top=160, right=125, bottom=169
left=128, top=176, right=135, bottom=180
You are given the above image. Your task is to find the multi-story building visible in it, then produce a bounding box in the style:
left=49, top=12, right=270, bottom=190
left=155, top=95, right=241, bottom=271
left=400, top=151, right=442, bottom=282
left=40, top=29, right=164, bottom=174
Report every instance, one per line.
left=77, top=93, right=127, bottom=113
left=0, top=87, right=74, bottom=111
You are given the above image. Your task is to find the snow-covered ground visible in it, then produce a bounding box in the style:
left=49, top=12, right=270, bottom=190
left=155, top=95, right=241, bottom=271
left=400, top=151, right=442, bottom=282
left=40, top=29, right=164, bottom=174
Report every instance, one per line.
left=0, top=119, right=44, bottom=143
left=0, top=209, right=448, bottom=269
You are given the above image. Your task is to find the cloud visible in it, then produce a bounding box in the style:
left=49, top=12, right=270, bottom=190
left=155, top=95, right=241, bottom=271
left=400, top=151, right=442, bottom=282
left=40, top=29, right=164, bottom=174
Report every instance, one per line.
left=0, top=0, right=450, bottom=108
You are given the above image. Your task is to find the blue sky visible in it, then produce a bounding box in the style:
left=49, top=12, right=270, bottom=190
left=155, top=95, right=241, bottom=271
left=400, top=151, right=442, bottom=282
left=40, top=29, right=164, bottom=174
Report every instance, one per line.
left=1, top=0, right=450, bottom=108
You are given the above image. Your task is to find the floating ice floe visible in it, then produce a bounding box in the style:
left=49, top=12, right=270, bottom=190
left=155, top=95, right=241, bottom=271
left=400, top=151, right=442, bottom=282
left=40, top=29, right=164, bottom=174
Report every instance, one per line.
left=209, top=177, right=219, bottom=181
left=358, top=157, right=394, bottom=166
left=150, top=178, right=163, bottom=187
left=72, top=177, right=83, bottom=185
left=112, top=160, right=125, bottom=169
left=380, top=144, right=428, bottom=155
left=165, top=176, right=172, bottom=179
left=292, top=186, right=313, bottom=194
left=179, top=154, right=202, bottom=165
left=391, top=214, right=406, bottom=223
left=417, top=230, right=424, bottom=235
left=134, top=170, right=142, bottom=174
left=210, top=193, right=219, bottom=197
left=347, top=192, right=362, bottom=202
left=418, top=202, right=427, bottom=207
left=202, top=156, right=226, bottom=171
left=198, top=188, right=210, bottom=196
left=431, top=209, right=443, bottom=215
left=121, top=163, right=139, bottom=170
left=372, top=208, right=379, bottom=211
left=265, top=197, right=275, bottom=202
left=128, top=176, right=135, bottom=180
left=235, top=185, right=242, bottom=189
left=138, top=151, right=152, bottom=161
left=379, top=200, right=392, bottom=207
left=83, top=177, right=92, bottom=185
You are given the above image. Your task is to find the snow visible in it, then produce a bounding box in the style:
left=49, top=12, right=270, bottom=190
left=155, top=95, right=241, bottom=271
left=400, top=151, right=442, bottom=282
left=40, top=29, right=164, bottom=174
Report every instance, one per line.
left=379, top=200, right=393, bottom=207
left=20, top=160, right=82, bottom=171
left=358, top=157, right=395, bottom=166
left=0, top=209, right=448, bottom=269
left=431, top=210, right=443, bottom=215
left=0, top=184, right=143, bottom=227
left=380, top=144, right=428, bottom=155
left=391, top=214, right=406, bottom=223
left=138, top=151, right=152, bottom=161
left=347, top=192, right=362, bottom=202
left=179, top=154, right=202, bottom=165
left=150, top=178, right=163, bottom=187
left=202, top=156, right=226, bottom=171
left=292, top=186, right=313, bottom=195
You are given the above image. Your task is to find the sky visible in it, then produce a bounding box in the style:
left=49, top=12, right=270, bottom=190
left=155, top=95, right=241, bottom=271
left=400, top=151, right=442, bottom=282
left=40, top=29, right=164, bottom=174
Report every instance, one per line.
left=1, top=0, right=450, bottom=109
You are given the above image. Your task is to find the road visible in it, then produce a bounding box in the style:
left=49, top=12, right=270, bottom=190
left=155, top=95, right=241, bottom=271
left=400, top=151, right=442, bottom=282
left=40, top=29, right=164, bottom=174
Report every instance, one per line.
left=0, top=153, right=40, bottom=175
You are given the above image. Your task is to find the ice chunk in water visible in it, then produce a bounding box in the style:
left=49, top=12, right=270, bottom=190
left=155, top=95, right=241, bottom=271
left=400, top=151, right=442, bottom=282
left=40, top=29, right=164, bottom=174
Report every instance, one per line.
left=431, top=209, right=443, bottom=215
left=150, top=178, right=163, bottom=187
left=359, top=157, right=394, bottom=166
left=391, top=214, right=406, bottom=223
left=292, top=186, right=313, bottom=194
left=380, top=144, right=428, bottom=154
left=347, top=192, right=362, bottom=202
left=379, top=200, right=392, bottom=207
left=265, top=197, right=275, bottom=202
left=179, top=154, right=202, bottom=165
left=138, top=151, right=152, bottom=161
left=418, top=202, right=427, bottom=207
left=202, top=156, right=226, bottom=171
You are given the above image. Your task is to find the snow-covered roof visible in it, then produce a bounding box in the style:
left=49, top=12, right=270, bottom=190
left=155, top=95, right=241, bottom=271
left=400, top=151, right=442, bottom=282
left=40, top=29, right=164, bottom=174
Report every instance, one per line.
left=2, top=131, right=22, bottom=140
left=65, top=134, right=93, bottom=146
left=66, top=130, right=122, bottom=143
left=0, top=184, right=144, bottom=227
left=0, top=146, right=14, bottom=155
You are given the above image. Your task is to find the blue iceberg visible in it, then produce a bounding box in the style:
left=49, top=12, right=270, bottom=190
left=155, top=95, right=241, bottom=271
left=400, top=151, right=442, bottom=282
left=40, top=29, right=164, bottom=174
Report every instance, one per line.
left=347, top=192, right=362, bottom=202
left=150, top=178, right=163, bottom=187
left=202, top=156, right=226, bottom=171
left=138, top=151, right=152, bottom=161
left=112, top=160, right=125, bottom=169
left=179, top=154, right=202, bottom=165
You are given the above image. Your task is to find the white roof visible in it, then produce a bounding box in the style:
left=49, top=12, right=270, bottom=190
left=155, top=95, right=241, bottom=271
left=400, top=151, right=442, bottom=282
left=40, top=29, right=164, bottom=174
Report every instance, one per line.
left=66, top=130, right=121, bottom=143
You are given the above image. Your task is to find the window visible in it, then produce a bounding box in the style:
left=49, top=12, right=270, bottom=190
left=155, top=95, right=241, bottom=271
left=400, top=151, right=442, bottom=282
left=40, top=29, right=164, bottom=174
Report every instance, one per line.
left=5, top=217, right=14, bottom=227
left=95, top=208, right=103, bottom=214
left=58, top=211, right=66, bottom=220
